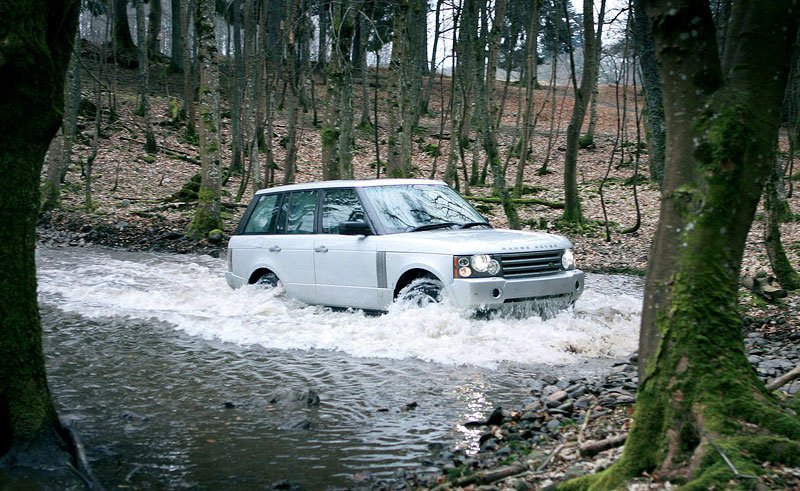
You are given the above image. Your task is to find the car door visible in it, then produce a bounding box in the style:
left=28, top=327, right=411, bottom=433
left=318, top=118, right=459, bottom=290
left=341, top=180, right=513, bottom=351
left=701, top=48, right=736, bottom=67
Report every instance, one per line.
left=313, top=188, right=380, bottom=309
left=268, top=190, right=318, bottom=302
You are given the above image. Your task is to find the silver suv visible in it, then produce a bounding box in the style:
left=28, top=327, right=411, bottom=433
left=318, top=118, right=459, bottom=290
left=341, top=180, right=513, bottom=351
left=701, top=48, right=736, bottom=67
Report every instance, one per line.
left=225, top=179, right=584, bottom=312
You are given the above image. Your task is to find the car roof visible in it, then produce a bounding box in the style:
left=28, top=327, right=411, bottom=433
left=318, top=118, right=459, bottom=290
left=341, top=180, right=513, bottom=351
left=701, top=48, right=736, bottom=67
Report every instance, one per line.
left=254, top=178, right=448, bottom=195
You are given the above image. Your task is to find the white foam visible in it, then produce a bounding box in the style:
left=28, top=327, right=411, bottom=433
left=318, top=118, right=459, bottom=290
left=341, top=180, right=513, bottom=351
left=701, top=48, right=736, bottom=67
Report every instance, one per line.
left=37, top=247, right=642, bottom=368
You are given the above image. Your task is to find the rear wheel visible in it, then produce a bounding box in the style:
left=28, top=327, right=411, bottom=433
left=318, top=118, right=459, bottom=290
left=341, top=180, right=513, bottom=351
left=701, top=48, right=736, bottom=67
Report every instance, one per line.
left=397, top=277, right=443, bottom=307
left=255, top=271, right=280, bottom=288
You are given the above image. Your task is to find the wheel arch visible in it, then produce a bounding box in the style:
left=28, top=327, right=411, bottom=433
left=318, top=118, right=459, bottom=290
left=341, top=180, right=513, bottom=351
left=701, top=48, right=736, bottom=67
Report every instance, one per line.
left=393, top=268, right=442, bottom=298
left=248, top=267, right=279, bottom=284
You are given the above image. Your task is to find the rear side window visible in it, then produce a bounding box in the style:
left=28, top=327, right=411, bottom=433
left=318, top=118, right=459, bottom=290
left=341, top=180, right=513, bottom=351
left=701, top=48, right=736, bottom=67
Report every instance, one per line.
left=322, top=188, right=365, bottom=234
left=243, top=194, right=281, bottom=234
left=285, top=191, right=318, bottom=234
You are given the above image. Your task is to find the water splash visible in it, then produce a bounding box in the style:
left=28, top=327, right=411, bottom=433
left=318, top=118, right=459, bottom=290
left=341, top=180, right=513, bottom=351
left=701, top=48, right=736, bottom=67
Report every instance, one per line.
left=37, top=247, right=642, bottom=368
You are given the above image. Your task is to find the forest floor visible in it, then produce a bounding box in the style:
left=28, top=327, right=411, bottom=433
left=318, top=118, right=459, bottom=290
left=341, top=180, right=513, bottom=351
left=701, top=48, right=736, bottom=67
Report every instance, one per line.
left=36, top=52, right=800, bottom=489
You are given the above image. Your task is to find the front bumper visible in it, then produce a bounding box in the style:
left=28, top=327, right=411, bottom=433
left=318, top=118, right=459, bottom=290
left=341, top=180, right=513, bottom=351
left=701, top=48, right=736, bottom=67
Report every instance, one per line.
left=447, top=270, right=584, bottom=308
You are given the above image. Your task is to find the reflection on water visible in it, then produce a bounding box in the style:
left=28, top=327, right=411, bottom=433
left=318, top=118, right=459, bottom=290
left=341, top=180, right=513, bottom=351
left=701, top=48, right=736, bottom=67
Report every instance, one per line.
left=37, top=246, right=643, bottom=488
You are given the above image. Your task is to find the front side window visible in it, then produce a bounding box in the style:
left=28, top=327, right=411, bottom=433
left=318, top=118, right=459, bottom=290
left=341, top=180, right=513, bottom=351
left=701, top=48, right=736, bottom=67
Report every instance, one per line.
left=362, top=184, right=486, bottom=234
left=321, top=188, right=365, bottom=234
left=285, top=190, right=318, bottom=234
left=243, top=194, right=281, bottom=234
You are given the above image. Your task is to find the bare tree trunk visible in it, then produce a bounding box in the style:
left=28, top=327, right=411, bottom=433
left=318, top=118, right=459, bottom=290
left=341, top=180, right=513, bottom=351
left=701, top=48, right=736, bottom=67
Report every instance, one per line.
left=632, top=0, right=664, bottom=187
left=147, top=0, right=162, bottom=58
left=514, top=2, right=538, bottom=197
left=135, top=0, right=158, bottom=153
left=114, top=0, right=137, bottom=62
left=188, top=0, right=222, bottom=238
left=420, top=0, right=444, bottom=116
left=230, top=0, right=244, bottom=174
left=562, top=0, right=601, bottom=224
left=170, top=0, right=183, bottom=70
left=181, top=0, right=196, bottom=137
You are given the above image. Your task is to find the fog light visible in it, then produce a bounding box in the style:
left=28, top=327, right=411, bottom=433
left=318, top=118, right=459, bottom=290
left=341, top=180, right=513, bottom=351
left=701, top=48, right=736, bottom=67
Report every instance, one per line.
left=492, top=288, right=501, bottom=298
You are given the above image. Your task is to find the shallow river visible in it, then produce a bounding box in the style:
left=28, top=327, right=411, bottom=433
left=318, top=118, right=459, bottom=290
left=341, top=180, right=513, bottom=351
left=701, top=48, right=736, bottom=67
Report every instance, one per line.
left=37, top=246, right=643, bottom=489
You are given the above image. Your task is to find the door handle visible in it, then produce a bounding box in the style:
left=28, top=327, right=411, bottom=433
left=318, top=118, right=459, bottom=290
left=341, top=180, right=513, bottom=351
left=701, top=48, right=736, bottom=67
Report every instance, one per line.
left=268, top=245, right=281, bottom=252
left=314, top=245, right=329, bottom=253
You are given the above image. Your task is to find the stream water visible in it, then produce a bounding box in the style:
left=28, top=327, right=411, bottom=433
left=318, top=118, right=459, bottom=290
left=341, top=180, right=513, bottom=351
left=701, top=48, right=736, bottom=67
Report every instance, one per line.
left=37, top=246, right=643, bottom=489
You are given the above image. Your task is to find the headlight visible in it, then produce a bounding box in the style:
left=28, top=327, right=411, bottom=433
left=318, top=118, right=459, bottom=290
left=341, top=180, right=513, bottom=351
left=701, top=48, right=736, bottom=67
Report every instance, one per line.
left=471, top=254, right=492, bottom=272
left=561, top=249, right=575, bottom=270
left=454, top=254, right=501, bottom=278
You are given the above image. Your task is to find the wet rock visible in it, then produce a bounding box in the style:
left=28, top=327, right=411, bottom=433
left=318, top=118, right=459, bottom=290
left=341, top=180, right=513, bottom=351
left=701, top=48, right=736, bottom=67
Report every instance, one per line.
left=546, top=390, right=568, bottom=403
left=486, top=407, right=505, bottom=426
left=278, top=419, right=312, bottom=430
left=402, top=401, right=418, bottom=412
left=268, top=388, right=320, bottom=407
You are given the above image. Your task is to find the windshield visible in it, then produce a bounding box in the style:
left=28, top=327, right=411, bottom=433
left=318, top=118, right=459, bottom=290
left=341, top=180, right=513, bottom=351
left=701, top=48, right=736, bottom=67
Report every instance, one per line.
left=362, top=184, right=488, bottom=234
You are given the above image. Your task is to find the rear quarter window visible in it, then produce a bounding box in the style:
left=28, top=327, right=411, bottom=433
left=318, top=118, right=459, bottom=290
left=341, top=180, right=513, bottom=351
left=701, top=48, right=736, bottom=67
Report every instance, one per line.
left=243, top=194, right=281, bottom=234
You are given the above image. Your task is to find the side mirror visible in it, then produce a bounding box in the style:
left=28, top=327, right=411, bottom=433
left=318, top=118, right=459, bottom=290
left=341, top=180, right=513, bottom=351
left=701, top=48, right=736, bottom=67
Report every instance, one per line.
left=339, top=221, right=372, bottom=236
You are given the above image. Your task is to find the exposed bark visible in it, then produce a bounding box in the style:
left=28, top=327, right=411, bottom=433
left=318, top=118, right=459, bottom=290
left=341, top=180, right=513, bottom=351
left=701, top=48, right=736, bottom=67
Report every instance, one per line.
left=230, top=0, right=244, bottom=174
left=114, top=0, right=138, bottom=61
left=385, top=0, right=425, bottom=178
left=0, top=0, right=85, bottom=478
left=147, top=0, right=163, bottom=58
left=631, top=0, right=664, bottom=187
left=283, top=0, right=303, bottom=185
left=170, top=0, right=183, bottom=69
left=514, top=3, right=539, bottom=197
left=764, top=157, right=800, bottom=290
left=563, top=2, right=800, bottom=488
left=321, top=0, right=355, bottom=179
left=135, top=0, right=158, bottom=153
left=42, top=32, right=81, bottom=212
left=561, top=0, right=599, bottom=224
left=188, top=0, right=222, bottom=238
left=181, top=0, right=196, bottom=137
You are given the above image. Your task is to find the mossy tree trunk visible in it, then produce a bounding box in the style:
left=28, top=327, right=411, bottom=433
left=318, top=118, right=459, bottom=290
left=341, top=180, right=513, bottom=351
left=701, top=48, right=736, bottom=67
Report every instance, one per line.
left=631, top=0, right=665, bottom=188
left=444, top=0, right=478, bottom=192
left=188, top=0, right=222, bottom=238
left=42, top=31, right=81, bottom=212
left=764, top=156, right=800, bottom=291
left=562, top=0, right=598, bottom=225
left=564, top=2, right=800, bottom=489
left=181, top=0, right=197, bottom=137
left=0, top=0, right=80, bottom=469
left=320, top=0, right=351, bottom=180
left=479, top=0, right=519, bottom=229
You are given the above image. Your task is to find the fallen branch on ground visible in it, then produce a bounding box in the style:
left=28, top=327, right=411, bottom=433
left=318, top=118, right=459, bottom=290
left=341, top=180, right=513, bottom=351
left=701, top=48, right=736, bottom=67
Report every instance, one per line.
left=578, top=434, right=628, bottom=457
left=431, top=464, right=528, bottom=490
left=766, top=364, right=800, bottom=391
left=467, top=196, right=565, bottom=209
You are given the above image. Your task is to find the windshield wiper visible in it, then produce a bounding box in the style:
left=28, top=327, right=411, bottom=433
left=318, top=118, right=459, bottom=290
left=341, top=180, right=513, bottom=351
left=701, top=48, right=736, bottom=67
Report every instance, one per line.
left=459, top=222, right=492, bottom=229
left=409, top=222, right=458, bottom=232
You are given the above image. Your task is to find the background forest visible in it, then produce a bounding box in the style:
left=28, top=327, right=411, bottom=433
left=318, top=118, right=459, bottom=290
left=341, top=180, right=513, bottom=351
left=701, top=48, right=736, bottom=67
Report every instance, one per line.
left=39, top=0, right=800, bottom=289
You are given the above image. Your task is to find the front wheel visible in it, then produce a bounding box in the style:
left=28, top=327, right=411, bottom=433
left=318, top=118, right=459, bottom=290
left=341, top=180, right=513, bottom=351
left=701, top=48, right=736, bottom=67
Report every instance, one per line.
left=397, top=277, right=444, bottom=307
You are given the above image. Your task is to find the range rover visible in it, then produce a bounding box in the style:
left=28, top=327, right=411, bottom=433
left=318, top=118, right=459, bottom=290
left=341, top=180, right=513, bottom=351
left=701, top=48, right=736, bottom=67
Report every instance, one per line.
left=225, top=179, right=584, bottom=312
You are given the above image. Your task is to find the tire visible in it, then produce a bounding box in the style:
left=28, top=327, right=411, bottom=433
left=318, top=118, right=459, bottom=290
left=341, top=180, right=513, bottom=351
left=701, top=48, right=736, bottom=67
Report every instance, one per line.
left=255, top=271, right=280, bottom=289
left=397, top=277, right=444, bottom=307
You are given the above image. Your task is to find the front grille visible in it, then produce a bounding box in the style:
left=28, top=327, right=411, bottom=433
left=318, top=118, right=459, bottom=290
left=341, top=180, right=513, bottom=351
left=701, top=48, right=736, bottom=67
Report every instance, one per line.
left=499, top=250, right=563, bottom=278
